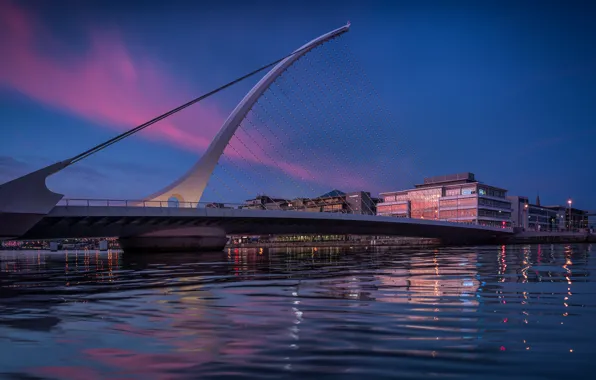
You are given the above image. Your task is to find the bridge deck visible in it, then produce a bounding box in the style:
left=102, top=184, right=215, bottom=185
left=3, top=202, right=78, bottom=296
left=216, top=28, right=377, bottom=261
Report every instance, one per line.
left=21, top=205, right=513, bottom=242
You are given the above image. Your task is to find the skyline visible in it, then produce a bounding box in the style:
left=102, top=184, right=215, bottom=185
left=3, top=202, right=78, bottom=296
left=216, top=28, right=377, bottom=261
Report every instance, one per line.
left=1, top=0, right=595, bottom=210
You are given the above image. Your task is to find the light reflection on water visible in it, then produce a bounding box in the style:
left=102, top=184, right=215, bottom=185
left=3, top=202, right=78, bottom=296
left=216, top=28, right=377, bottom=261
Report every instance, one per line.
left=0, top=244, right=594, bottom=379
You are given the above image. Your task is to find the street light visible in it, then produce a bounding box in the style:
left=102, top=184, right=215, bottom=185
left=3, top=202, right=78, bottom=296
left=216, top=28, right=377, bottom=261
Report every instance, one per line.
left=568, top=198, right=572, bottom=231
left=524, top=203, right=529, bottom=230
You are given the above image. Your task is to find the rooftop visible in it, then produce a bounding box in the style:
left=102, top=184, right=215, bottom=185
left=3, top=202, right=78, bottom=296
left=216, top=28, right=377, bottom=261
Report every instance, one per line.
left=318, top=189, right=346, bottom=198
left=543, top=205, right=589, bottom=213
left=414, top=172, right=477, bottom=188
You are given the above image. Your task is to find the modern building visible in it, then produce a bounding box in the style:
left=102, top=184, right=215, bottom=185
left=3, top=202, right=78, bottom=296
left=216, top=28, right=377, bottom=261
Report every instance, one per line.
left=242, top=195, right=289, bottom=211
left=377, top=172, right=512, bottom=228
left=507, top=195, right=558, bottom=231
left=242, top=190, right=379, bottom=215
left=542, top=205, right=589, bottom=231
left=205, top=202, right=233, bottom=209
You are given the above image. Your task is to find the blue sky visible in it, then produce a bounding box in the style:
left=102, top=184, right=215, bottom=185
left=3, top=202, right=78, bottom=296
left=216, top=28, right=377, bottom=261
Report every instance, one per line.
left=0, top=0, right=595, bottom=210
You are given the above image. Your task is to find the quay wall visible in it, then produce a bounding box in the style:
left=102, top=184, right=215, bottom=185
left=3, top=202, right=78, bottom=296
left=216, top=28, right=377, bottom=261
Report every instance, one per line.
left=227, top=237, right=441, bottom=249
left=502, top=232, right=595, bottom=245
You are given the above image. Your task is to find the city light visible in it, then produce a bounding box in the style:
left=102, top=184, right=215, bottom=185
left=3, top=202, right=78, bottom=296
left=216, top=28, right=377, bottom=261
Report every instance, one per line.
left=567, top=199, right=573, bottom=231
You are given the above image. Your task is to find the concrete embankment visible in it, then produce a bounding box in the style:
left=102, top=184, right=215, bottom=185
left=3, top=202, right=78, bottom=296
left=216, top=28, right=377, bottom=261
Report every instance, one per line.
left=229, top=233, right=596, bottom=249
left=227, top=237, right=441, bottom=249
left=502, top=232, right=596, bottom=245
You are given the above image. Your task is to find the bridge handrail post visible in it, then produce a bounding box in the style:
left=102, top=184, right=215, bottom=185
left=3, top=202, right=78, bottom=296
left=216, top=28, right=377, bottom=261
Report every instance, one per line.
left=125, top=200, right=128, bottom=207
left=107, top=200, right=110, bottom=207
left=143, top=200, right=146, bottom=207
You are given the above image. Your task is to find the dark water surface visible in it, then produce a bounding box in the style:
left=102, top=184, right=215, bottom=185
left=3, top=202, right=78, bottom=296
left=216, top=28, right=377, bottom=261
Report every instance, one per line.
left=0, top=244, right=595, bottom=379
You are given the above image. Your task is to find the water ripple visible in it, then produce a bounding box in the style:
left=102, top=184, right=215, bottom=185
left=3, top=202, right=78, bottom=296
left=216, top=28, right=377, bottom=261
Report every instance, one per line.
left=0, top=244, right=594, bottom=379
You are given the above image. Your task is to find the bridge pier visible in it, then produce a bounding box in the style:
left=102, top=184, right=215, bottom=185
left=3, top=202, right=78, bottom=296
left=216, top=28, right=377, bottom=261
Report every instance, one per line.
left=118, top=226, right=228, bottom=254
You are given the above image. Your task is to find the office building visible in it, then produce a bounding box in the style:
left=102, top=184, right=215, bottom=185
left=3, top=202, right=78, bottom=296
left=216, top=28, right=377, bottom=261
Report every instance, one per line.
left=243, top=190, right=379, bottom=215
left=242, top=195, right=289, bottom=210
left=377, top=172, right=512, bottom=227
left=542, top=205, right=589, bottom=231
left=508, top=195, right=558, bottom=231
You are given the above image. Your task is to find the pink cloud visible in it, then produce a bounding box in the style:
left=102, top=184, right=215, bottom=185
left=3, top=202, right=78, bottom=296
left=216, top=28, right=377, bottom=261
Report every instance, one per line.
left=0, top=2, right=371, bottom=193
left=0, top=3, right=220, bottom=150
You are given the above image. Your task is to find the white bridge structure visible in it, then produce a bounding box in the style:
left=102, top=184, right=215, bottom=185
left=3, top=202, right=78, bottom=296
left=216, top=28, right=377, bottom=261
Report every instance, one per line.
left=0, top=23, right=513, bottom=251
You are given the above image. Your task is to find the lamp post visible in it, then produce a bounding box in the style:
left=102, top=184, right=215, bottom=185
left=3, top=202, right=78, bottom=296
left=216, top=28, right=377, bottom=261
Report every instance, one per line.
left=524, top=203, right=529, bottom=230
left=567, top=198, right=572, bottom=231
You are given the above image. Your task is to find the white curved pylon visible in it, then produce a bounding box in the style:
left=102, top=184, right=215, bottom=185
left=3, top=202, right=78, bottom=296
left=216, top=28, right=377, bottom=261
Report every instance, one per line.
left=145, top=23, right=351, bottom=206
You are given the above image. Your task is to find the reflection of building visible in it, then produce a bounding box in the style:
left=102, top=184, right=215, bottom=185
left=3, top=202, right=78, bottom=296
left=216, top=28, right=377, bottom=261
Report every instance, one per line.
left=242, top=190, right=379, bottom=215
left=377, top=172, right=512, bottom=227
left=508, top=196, right=558, bottom=231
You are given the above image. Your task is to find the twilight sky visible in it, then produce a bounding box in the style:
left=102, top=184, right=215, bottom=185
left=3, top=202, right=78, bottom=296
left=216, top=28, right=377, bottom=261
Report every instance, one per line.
left=1, top=0, right=595, bottom=210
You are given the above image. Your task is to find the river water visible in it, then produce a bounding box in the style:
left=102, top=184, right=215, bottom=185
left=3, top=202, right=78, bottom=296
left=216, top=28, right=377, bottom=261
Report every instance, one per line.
left=0, top=244, right=594, bottom=379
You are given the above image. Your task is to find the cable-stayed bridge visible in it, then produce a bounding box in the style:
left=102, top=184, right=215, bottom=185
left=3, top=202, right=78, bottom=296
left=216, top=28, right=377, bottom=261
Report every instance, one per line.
left=0, top=24, right=512, bottom=251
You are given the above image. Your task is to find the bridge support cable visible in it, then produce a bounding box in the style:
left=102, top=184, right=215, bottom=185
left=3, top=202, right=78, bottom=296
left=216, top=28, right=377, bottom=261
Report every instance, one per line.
left=244, top=105, right=342, bottom=210
left=243, top=116, right=315, bottom=203
left=205, top=113, right=306, bottom=209
left=334, top=42, right=411, bottom=180
left=289, top=54, right=378, bottom=215
left=269, top=64, right=371, bottom=215
left=214, top=158, right=256, bottom=202
left=226, top=127, right=291, bottom=209
left=223, top=99, right=340, bottom=211
left=260, top=88, right=357, bottom=213
left=255, top=91, right=357, bottom=214
left=313, top=41, right=398, bottom=196
left=66, top=31, right=345, bottom=166
left=279, top=68, right=375, bottom=215
left=202, top=166, right=238, bottom=205
left=197, top=31, right=406, bottom=217
left=218, top=141, right=267, bottom=201
left=305, top=44, right=367, bottom=166
left=273, top=42, right=376, bottom=214
left=308, top=46, right=384, bottom=202
left=142, top=24, right=351, bottom=206
left=339, top=41, right=423, bottom=185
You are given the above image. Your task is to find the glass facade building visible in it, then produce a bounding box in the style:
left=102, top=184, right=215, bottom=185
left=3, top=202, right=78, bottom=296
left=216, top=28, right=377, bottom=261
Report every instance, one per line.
left=377, top=172, right=512, bottom=228
left=541, top=205, right=589, bottom=231
left=507, top=195, right=558, bottom=231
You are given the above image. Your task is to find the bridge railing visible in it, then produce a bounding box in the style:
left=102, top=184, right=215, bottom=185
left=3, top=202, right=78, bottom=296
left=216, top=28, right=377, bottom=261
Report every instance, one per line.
left=55, top=199, right=513, bottom=231
left=57, top=198, right=336, bottom=211
left=57, top=198, right=245, bottom=209
left=56, top=198, right=365, bottom=212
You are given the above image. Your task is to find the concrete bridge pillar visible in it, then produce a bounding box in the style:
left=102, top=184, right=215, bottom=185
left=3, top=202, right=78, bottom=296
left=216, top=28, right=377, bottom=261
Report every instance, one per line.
left=118, top=226, right=227, bottom=254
